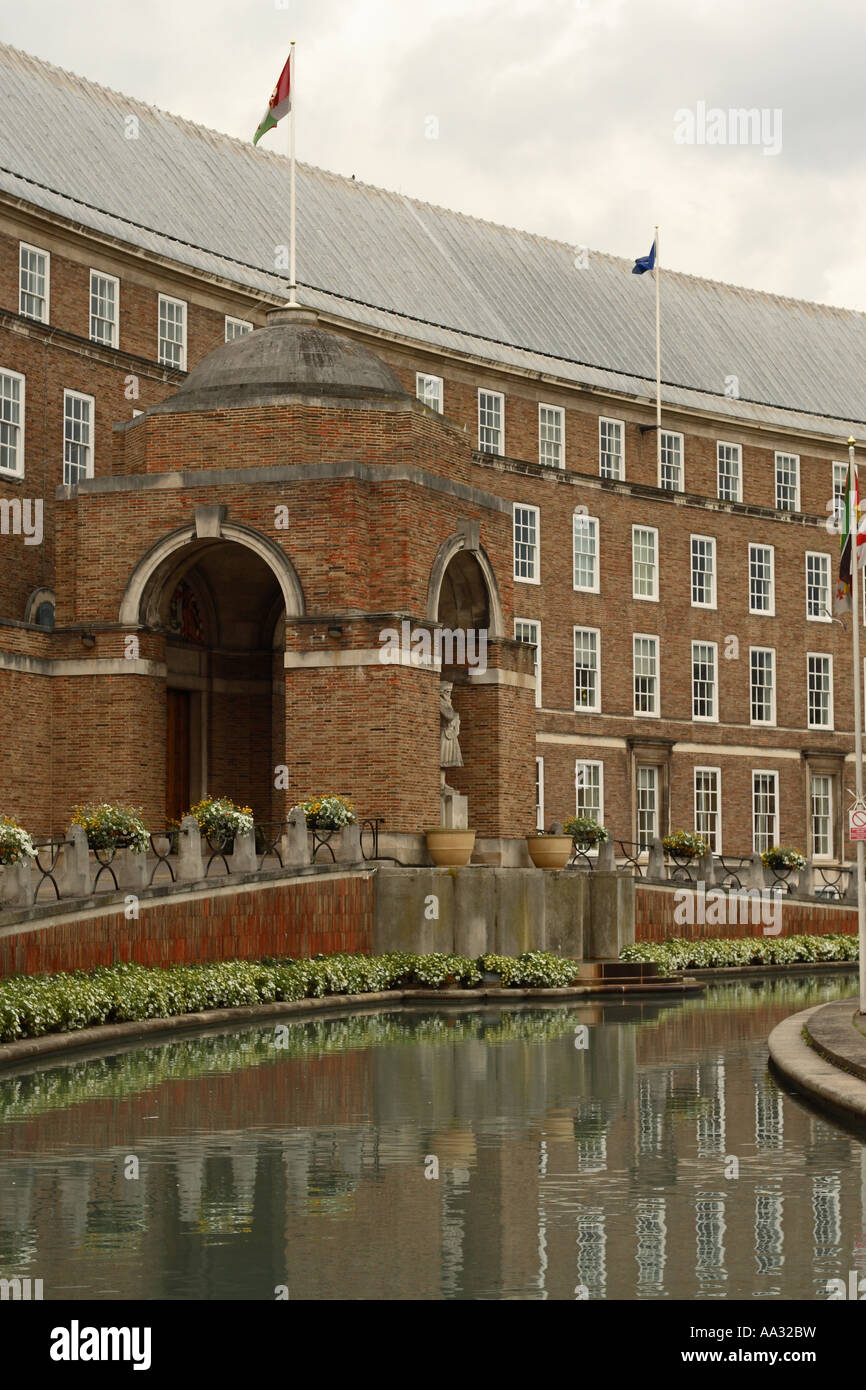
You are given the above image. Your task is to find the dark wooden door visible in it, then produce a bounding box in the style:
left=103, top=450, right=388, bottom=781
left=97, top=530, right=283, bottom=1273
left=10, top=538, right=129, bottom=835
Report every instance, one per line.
left=166, top=688, right=191, bottom=823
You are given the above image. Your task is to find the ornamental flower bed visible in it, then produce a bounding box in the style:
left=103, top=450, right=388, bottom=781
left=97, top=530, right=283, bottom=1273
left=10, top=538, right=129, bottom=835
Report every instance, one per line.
left=294, top=795, right=356, bottom=831
left=0, top=816, right=36, bottom=866
left=70, top=804, right=149, bottom=854
left=188, top=797, right=253, bottom=844
left=662, top=831, right=709, bottom=860
left=761, top=846, right=807, bottom=872
left=563, top=816, right=609, bottom=848
left=621, top=933, right=858, bottom=974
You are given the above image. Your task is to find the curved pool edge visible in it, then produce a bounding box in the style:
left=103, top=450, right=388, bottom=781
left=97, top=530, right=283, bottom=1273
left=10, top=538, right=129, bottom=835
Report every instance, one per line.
left=769, top=1000, right=866, bottom=1122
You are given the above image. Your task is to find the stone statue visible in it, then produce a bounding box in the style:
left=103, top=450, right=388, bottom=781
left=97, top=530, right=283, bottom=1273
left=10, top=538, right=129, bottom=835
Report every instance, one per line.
left=439, top=681, right=464, bottom=767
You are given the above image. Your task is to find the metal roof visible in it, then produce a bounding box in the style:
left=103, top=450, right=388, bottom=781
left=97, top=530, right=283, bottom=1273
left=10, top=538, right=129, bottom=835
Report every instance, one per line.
left=1, top=42, right=864, bottom=443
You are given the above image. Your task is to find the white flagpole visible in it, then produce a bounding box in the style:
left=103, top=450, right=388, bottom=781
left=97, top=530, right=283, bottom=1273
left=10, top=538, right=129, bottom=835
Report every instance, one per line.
left=849, top=438, right=866, bottom=1013
left=289, top=41, right=297, bottom=306
left=654, top=225, right=662, bottom=481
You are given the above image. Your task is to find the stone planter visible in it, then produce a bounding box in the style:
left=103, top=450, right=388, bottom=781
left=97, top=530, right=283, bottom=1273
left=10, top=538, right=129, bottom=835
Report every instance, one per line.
left=526, top=835, right=572, bottom=869
left=425, top=828, right=476, bottom=867
left=0, top=858, right=35, bottom=908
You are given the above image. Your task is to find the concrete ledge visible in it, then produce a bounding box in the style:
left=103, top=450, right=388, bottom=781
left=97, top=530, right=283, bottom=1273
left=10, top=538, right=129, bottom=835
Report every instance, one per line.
left=768, top=1000, right=866, bottom=1121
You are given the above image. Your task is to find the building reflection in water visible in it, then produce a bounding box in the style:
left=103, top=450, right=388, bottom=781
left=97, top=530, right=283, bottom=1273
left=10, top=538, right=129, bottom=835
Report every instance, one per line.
left=0, top=975, right=863, bottom=1300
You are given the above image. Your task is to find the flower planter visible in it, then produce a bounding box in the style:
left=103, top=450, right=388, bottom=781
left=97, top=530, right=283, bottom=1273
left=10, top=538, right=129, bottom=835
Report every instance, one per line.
left=526, top=835, right=573, bottom=869
left=425, top=828, right=476, bottom=867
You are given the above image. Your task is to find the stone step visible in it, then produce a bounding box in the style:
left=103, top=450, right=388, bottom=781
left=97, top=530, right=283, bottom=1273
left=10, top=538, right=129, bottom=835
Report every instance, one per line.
left=577, top=959, right=659, bottom=981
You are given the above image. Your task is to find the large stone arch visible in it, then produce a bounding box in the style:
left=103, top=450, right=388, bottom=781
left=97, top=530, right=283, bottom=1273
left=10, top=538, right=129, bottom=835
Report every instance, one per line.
left=425, top=532, right=504, bottom=638
left=118, top=521, right=305, bottom=628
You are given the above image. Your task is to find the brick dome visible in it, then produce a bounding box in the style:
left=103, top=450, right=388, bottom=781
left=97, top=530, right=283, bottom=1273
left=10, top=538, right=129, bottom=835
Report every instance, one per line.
left=150, top=305, right=409, bottom=414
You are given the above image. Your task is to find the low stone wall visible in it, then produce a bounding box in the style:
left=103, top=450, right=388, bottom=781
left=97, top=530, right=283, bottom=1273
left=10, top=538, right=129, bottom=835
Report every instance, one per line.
left=0, top=869, right=374, bottom=976
left=373, top=866, right=633, bottom=958
left=635, top=881, right=857, bottom=941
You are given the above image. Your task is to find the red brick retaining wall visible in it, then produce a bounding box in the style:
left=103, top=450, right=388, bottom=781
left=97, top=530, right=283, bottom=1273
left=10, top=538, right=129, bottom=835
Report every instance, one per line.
left=0, top=871, right=373, bottom=977
left=635, top=882, right=857, bottom=942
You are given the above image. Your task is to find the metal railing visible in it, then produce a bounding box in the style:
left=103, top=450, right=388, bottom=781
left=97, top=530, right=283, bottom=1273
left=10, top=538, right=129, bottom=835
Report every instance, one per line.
left=31, top=838, right=72, bottom=901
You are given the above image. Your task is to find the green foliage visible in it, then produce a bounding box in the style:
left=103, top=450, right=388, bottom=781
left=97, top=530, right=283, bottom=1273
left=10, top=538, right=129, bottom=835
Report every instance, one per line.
left=292, top=795, right=356, bottom=830
left=662, top=830, right=709, bottom=858
left=188, top=797, right=253, bottom=842
left=621, top=932, right=858, bottom=974
left=479, top=951, right=580, bottom=987
left=562, top=816, right=608, bottom=847
left=0, top=816, right=36, bottom=865
left=761, top=845, right=807, bottom=871
left=70, top=803, right=150, bottom=854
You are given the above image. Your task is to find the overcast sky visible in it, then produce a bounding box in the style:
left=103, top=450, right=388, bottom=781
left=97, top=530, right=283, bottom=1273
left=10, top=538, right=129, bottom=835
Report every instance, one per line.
left=5, top=0, right=865, bottom=310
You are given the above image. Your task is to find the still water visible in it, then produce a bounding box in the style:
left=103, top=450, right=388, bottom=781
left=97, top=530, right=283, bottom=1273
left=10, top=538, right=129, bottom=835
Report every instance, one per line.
left=0, top=973, right=862, bottom=1300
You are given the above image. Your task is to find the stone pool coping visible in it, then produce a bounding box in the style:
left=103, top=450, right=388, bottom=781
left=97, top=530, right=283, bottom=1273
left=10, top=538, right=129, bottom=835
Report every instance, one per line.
left=769, top=998, right=866, bottom=1122
left=0, top=977, right=704, bottom=1069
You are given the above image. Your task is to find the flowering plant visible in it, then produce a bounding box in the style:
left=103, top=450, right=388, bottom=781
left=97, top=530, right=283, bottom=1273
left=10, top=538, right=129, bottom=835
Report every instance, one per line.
left=662, top=830, right=709, bottom=859
left=70, top=803, right=150, bottom=854
left=761, top=845, right=807, bottom=871
left=294, top=795, right=356, bottom=830
left=0, top=816, right=37, bottom=865
left=189, top=797, right=253, bottom=843
left=563, top=816, right=609, bottom=848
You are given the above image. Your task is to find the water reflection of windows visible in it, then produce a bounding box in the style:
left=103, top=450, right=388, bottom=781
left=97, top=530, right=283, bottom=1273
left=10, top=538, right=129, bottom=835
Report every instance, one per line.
left=754, top=1077, right=784, bottom=1150
left=754, top=1187, right=784, bottom=1276
left=695, top=1194, right=727, bottom=1284
left=812, top=1174, right=841, bottom=1259
left=576, top=1209, right=606, bottom=1300
left=636, top=1197, right=667, bottom=1295
left=696, top=1061, right=726, bottom=1157
left=573, top=1100, right=608, bottom=1173
left=638, top=1076, right=664, bottom=1155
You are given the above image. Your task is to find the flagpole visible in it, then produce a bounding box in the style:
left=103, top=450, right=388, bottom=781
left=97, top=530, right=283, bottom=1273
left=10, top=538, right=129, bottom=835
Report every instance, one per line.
left=654, top=225, right=661, bottom=481
left=289, top=40, right=297, bottom=306
left=849, top=438, right=866, bottom=1013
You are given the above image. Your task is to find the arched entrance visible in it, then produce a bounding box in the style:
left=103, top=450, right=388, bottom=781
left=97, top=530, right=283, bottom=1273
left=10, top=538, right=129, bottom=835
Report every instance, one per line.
left=120, top=527, right=303, bottom=825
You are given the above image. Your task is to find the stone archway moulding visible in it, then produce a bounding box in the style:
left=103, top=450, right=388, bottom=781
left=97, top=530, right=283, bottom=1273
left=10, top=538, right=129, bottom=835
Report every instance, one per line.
left=425, top=532, right=504, bottom=638
left=118, top=522, right=306, bottom=627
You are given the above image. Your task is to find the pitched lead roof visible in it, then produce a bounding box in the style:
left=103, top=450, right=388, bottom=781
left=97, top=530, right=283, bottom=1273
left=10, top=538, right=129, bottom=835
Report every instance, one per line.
left=0, top=42, right=863, bottom=442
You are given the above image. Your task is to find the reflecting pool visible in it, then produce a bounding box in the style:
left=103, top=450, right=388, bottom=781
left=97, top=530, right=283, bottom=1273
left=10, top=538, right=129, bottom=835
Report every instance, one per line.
left=0, top=973, right=861, bottom=1300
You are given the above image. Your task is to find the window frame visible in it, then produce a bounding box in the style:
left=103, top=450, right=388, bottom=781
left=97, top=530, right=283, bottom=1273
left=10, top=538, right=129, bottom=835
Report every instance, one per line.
left=157, top=293, right=188, bottom=370
left=225, top=315, right=253, bottom=342
left=62, top=388, right=95, bottom=485
left=810, top=772, right=834, bottom=862
left=19, top=241, right=50, bottom=323
left=416, top=372, right=444, bottom=413
left=538, top=402, right=565, bottom=470
left=775, top=450, right=801, bottom=512
left=690, top=533, right=717, bottom=609
left=513, top=503, right=540, bottom=584
left=535, top=756, right=545, bottom=832
left=659, top=429, right=684, bottom=492
left=693, top=766, right=722, bottom=854
left=633, top=632, right=660, bottom=718
left=478, top=388, right=505, bottom=455
left=632, top=524, right=659, bottom=602
left=573, top=625, right=601, bottom=714
left=805, top=551, right=832, bottom=623
left=716, top=441, right=742, bottom=503
left=572, top=511, right=599, bottom=594
left=0, top=367, right=26, bottom=478
left=514, top=617, right=542, bottom=708
left=752, top=770, right=779, bottom=854
left=575, top=758, right=605, bottom=825
left=748, top=543, right=775, bottom=616
left=636, top=764, right=659, bottom=850
left=89, top=269, right=120, bottom=348
left=749, top=646, right=777, bottom=727
left=691, top=639, right=719, bottom=723
left=807, top=652, right=834, bottom=730
left=599, top=415, right=624, bottom=480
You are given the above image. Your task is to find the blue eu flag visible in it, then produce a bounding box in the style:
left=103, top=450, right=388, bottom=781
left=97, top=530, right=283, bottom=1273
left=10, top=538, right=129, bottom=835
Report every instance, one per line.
left=632, top=242, right=656, bottom=275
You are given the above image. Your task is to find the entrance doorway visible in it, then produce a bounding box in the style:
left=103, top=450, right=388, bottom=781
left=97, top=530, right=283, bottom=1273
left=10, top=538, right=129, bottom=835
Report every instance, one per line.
left=166, top=688, right=191, bottom=823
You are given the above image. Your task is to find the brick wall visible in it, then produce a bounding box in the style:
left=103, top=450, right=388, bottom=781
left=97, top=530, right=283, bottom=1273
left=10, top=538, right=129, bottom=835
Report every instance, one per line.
left=0, top=870, right=373, bottom=977
left=635, top=881, right=857, bottom=941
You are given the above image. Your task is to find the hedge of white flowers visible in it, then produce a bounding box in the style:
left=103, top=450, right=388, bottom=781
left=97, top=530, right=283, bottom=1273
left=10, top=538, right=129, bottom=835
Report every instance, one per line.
left=0, top=817, right=37, bottom=866
left=621, top=933, right=858, bottom=973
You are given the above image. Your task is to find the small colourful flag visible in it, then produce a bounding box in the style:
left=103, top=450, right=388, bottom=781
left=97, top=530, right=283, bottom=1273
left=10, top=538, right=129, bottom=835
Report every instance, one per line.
left=834, top=464, right=866, bottom=613
left=632, top=241, right=657, bottom=275
left=253, top=55, right=292, bottom=146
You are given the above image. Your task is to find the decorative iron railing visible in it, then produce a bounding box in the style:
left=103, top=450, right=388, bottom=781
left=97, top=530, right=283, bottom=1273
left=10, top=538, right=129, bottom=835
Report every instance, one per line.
left=31, top=838, right=72, bottom=901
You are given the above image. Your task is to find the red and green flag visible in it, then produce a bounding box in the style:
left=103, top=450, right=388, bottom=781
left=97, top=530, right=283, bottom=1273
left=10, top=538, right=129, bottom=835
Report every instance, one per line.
left=835, top=464, right=866, bottom=613
left=253, top=54, right=292, bottom=146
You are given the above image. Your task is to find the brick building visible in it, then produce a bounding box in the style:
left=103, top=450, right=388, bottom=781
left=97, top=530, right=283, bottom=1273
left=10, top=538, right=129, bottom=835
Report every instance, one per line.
left=0, top=43, right=864, bottom=859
